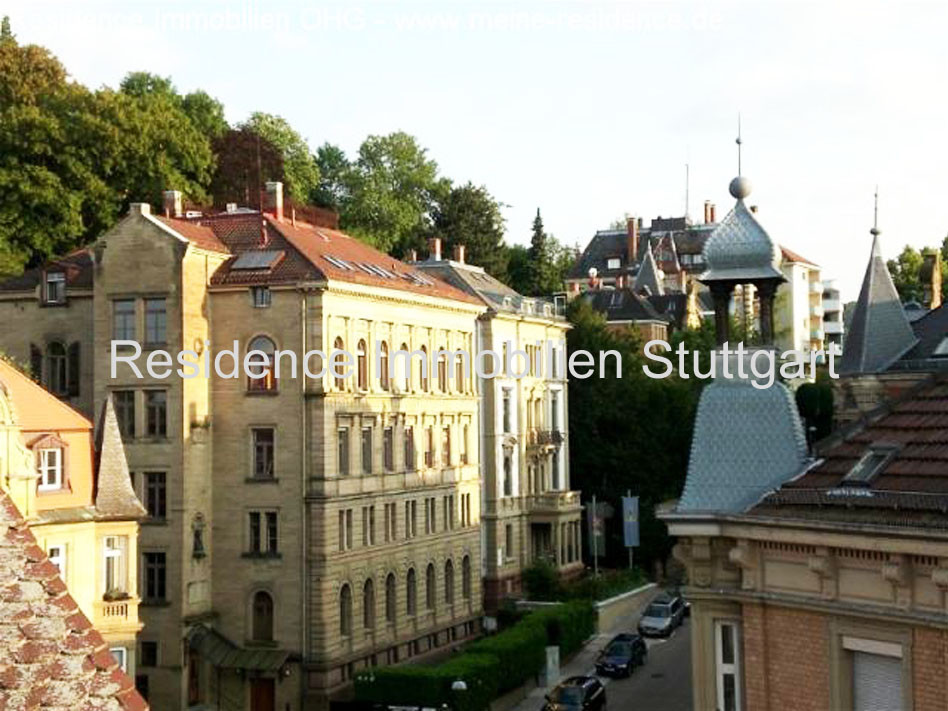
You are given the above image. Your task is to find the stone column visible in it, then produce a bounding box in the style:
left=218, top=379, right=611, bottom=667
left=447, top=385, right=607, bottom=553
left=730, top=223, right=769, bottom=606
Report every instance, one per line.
left=710, top=282, right=733, bottom=345
left=756, top=280, right=778, bottom=346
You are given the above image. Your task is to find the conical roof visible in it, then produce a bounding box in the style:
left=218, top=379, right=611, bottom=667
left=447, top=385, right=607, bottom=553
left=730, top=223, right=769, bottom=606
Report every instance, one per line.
left=840, top=232, right=917, bottom=374
left=701, top=189, right=782, bottom=283
left=94, top=396, right=146, bottom=519
left=633, top=245, right=664, bottom=296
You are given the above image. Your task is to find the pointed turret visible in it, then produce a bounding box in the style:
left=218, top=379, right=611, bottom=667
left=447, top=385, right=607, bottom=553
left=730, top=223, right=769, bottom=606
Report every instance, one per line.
left=94, top=396, right=146, bottom=519
left=839, top=194, right=917, bottom=374
left=634, top=244, right=665, bottom=296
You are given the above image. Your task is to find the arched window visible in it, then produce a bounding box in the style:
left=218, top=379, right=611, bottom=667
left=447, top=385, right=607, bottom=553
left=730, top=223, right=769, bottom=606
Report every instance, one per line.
left=437, top=348, right=447, bottom=392
left=252, top=591, right=274, bottom=641
left=406, top=568, right=417, bottom=616
left=363, top=578, right=375, bottom=629
left=46, top=342, right=67, bottom=396
left=247, top=336, right=277, bottom=392
left=339, top=584, right=352, bottom=636
left=357, top=339, right=368, bottom=390
left=419, top=346, right=429, bottom=391
left=455, top=354, right=465, bottom=393
left=444, top=560, right=455, bottom=604
left=333, top=337, right=345, bottom=391
left=385, top=573, right=396, bottom=624
left=425, top=563, right=436, bottom=610
left=379, top=342, right=390, bottom=391
left=462, top=555, right=472, bottom=600
left=399, top=343, right=410, bottom=392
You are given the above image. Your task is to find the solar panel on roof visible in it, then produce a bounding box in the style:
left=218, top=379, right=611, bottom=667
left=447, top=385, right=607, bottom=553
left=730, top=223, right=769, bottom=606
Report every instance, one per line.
left=324, top=255, right=354, bottom=271
left=232, top=250, right=284, bottom=270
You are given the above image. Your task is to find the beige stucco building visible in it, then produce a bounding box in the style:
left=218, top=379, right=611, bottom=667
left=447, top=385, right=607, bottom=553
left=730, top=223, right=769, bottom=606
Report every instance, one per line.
left=0, top=186, right=486, bottom=710
left=417, top=242, right=583, bottom=608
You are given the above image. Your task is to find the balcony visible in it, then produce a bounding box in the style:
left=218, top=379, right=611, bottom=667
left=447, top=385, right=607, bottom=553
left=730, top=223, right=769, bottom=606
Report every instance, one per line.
left=526, top=429, right=564, bottom=451
left=527, top=490, right=581, bottom=516
left=823, top=298, right=841, bottom=313
left=93, top=597, right=141, bottom=632
left=811, top=328, right=825, bottom=341
left=809, top=280, right=823, bottom=294
left=810, top=304, right=824, bottom=318
left=824, top=321, right=843, bottom=335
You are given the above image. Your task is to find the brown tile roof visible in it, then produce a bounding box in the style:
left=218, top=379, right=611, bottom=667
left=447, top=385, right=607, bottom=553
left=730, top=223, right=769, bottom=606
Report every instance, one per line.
left=0, top=490, right=148, bottom=710
left=0, top=249, right=93, bottom=293
left=780, top=245, right=818, bottom=266
left=751, top=378, right=948, bottom=526
left=154, top=216, right=230, bottom=254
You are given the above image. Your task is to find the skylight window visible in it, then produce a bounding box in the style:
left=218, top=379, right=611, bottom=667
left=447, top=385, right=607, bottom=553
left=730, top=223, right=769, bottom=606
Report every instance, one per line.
left=323, top=255, right=354, bottom=271
left=842, top=443, right=900, bottom=486
left=933, top=336, right=948, bottom=357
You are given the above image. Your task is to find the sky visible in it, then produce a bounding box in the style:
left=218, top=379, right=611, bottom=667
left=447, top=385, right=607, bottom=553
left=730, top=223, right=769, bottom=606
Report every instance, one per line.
left=9, top=0, right=948, bottom=300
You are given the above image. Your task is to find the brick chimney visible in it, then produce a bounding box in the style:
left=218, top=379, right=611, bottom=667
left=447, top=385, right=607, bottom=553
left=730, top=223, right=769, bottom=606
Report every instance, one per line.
left=626, top=217, right=639, bottom=265
left=923, top=251, right=943, bottom=310
left=163, top=190, right=183, bottom=218
left=703, top=200, right=711, bottom=224
left=408, top=249, right=418, bottom=263
left=709, top=204, right=716, bottom=223
left=428, top=237, right=442, bottom=261
left=264, top=181, right=284, bottom=221
left=452, top=244, right=466, bottom=264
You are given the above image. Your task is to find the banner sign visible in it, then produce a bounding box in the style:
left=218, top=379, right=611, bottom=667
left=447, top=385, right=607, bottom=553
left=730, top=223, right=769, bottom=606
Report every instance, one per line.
left=587, top=501, right=606, bottom=557
left=622, top=496, right=639, bottom=548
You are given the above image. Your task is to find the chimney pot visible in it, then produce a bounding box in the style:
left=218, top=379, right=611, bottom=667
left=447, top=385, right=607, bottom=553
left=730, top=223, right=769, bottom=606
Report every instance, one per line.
left=408, top=249, right=418, bottom=263
left=626, top=217, right=639, bottom=266
left=703, top=200, right=711, bottom=224
left=162, top=190, right=183, bottom=218
left=428, top=237, right=442, bottom=261
left=453, top=244, right=466, bottom=264
left=709, top=204, right=716, bottom=223
left=130, top=202, right=151, bottom=216
left=264, top=181, right=284, bottom=221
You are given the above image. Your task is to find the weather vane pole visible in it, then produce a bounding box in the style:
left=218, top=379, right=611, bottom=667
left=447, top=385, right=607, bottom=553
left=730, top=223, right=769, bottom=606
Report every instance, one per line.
left=871, top=186, right=880, bottom=236
left=736, top=113, right=742, bottom=175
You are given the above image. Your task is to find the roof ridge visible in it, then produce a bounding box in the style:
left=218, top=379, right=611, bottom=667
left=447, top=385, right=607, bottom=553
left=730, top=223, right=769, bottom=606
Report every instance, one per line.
left=0, top=360, right=92, bottom=431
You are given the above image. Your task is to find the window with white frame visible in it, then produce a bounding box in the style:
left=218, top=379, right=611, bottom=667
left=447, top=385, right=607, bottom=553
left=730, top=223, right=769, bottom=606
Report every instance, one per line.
left=110, top=647, right=128, bottom=672
left=103, top=536, right=128, bottom=596
left=714, top=620, right=742, bottom=711
left=45, top=272, right=66, bottom=304
left=48, top=545, right=66, bottom=576
left=38, top=448, right=63, bottom=490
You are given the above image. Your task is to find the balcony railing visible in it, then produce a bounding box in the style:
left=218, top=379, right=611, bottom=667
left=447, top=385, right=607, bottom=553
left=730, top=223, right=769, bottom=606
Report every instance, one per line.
left=823, top=298, right=841, bottom=313
left=527, top=429, right=564, bottom=448
left=809, top=280, right=823, bottom=294
left=811, top=328, right=825, bottom=340
left=824, top=321, right=843, bottom=335
left=93, top=597, right=139, bottom=628
left=811, top=304, right=824, bottom=317
left=527, top=490, right=581, bottom=514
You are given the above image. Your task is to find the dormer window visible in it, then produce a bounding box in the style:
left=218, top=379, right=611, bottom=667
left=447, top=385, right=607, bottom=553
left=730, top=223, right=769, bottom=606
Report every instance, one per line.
left=842, top=443, right=900, bottom=486
left=607, top=258, right=621, bottom=270
left=252, top=286, right=271, bottom=308
left=38, top=448, right=63, bottom=490
left=44, top=272, right=65, bottom=304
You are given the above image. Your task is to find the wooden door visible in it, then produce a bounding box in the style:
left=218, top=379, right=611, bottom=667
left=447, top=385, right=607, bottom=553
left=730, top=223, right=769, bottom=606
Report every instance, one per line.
left=250, top=678, right=275, bottom=711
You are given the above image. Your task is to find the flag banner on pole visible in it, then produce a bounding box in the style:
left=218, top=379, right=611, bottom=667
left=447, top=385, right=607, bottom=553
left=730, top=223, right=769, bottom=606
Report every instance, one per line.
left=622, top=496, right=639, bottom=548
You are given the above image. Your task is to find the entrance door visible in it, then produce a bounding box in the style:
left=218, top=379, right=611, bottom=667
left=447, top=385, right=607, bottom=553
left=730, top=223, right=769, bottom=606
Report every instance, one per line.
left=250, top=678, right=275, bottom=711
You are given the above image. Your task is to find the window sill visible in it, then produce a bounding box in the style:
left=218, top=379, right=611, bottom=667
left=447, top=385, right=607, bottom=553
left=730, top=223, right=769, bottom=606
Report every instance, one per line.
left=245, top=477, right=279, bottom=484
left=242, top=552, right=282, bottom=560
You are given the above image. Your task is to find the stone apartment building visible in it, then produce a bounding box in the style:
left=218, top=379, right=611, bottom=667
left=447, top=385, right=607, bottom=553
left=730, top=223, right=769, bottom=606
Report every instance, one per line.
left=0, top=358, right=146, bottom=683
left=417, top=242, right=582, bottom=608
left=0, top=184, right=486, bottom=711
left=662, top=179, right=948, bottom=711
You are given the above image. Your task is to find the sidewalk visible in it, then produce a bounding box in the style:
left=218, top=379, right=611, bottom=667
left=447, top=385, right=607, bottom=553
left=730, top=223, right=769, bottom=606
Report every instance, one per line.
left=509, top=602, right=653, bottom=711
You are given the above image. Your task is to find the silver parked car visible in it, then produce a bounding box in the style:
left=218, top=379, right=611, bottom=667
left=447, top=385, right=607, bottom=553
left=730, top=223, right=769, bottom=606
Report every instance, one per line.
left=637, top=594, right=685, bottom=637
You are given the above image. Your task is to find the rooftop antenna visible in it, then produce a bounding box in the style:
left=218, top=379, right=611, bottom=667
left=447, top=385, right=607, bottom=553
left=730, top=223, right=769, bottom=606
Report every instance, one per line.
left=256, top=133, right=269, bottom=246
left=871, top=186, right=880, bottom=236
left=736, top=113, right=743, bottom=175
left=684, top=161, right=690, bottom=220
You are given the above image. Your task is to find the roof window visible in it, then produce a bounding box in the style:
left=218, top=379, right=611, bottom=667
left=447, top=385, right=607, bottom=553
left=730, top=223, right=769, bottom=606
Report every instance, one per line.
left=841, top=443, right=900, bottom=486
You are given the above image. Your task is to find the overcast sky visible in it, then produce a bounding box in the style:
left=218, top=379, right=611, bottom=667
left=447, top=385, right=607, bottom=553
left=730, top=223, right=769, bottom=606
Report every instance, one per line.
left=11, top=0, right=948, bottom=300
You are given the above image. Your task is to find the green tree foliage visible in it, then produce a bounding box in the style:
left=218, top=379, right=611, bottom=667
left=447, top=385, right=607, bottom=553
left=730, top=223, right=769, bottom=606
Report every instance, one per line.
left=339, top=131, right=448, bottom=255
left=795, top=379, right=834, bottom=442
left=566, top=298, right=699, bottom=570
left=1, top=16, right=15, bottom=45
left=312, top=142, right=351, bottom=212
left=239, top=112, right=320, bottom=205
left=887, top=245, right=925, bottom=302
left=432, top=182, right=508, bottom=279
left=209, top=128, right=284, bottom=209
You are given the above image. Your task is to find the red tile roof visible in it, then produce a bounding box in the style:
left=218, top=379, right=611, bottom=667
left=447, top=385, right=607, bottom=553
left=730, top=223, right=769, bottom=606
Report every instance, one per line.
left=752, top=378, right=948, bottom=526
left=0, top=249, right=93, bottom=292
left=154, top=216, right=230, bottom=254
left=780, top=245, right=817, bottom=266
left=0, top=490, right=148, bottom=710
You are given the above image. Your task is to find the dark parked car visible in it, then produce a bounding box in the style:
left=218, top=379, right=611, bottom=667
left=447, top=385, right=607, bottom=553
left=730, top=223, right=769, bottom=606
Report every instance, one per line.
left=637, top=593, right=686, bottom=637
left=542, top=676, right=607, bottom=711
left=595, top=634, right=647, bottom=677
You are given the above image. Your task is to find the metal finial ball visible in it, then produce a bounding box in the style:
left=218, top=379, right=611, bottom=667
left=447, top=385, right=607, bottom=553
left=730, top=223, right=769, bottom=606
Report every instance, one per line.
left=729, top=176, right=752, bottom=200
left=736, top=137, right=742, bottom=145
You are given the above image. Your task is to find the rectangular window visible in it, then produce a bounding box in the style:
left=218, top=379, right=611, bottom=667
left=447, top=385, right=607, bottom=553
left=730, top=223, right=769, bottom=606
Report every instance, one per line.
left=714, top=621, right=742, bottom=711
left=338, top=509, right=354, bottom=551
left=113, top=299, right=136, bottom=341
left=505, top=524, right=514, bottom=559
left=248, top=511, right=278, bottom=554
left=266, top=512, right=278, bottom=553
left=110, top=647, right=128, bottom=673
left=114, top=390, right=135, bottom=439
left=45, top=272, right=66, bottom=304
left=252, top=428, right=275, bottom=480
left=144, top=472, right=166, bottom=520
left=141, top=641, right=158, bottom=667
left=361, top=427, right=373, bottom=474
left=442, top=427, right=451, bottom=466
left=38, top=448, right=63, bottom=490
left=502, top=389, right=512, bottom=433
left=144, top=298, right=167, bottom=345
left=551, top=391, right=560, bottom=431
left=142, top=551, right=166, bottom=601
left=443, top=496, right=455, bottom=531
left=48, top=544, right=66, bottom=576
left=425, top=427, right=434, bottom=467
left=461, top=425, right=469, bottom=465
left=252, top=286, right=271, bottom=308
left=104, top=536, right=128, bottom=595
left=362, top=506, right=376, bottom=546
left=403, top=427, right=415, bottom=471
left=383, top=427, right=394, bottom=471
left=384, top=503, right=394, bottom=542
left=338, top=428, right=350, bottom=475
left=145, top=391, right=167, bottom=438
left=405, top=500, right=417, bottom=539
left=425, top=497, right=436, bottom=534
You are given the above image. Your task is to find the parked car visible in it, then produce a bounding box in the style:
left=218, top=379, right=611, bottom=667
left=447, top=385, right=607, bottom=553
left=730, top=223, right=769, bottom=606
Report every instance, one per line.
left=637, top=593, right=685, bottom=637
left=594, top=634, right=647, bottom=677
left=541, top=676, right=607, bottom=711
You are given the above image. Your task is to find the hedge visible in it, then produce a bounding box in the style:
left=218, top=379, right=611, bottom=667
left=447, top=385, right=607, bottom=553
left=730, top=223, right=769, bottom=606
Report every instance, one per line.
left=354, top=601, right=595, bottom=710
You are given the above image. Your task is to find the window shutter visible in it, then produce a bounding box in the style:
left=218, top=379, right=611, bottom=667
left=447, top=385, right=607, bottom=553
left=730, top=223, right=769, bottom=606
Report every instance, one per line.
left=853, top=652, right=902, bottom=711
left=30, top=344, right=42, bottom=382
left=68, top=342, right=80, bottom=396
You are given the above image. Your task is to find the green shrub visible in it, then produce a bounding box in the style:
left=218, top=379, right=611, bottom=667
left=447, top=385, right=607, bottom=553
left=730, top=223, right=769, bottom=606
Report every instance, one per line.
left=522, top=559, right=562, bottom=601
left=562, top=567, right=645, bottom=602
left=530, top=600, right=596, bottom=657
left=466, top=615, right=547, bottom=693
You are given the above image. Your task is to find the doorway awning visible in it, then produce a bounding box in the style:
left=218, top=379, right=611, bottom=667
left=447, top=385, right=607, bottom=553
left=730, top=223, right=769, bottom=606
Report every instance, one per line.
left=187, top=624, right=293, bottom=672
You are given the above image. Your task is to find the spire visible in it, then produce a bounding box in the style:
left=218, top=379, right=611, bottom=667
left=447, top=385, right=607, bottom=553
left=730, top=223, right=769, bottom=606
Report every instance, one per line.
left=633, top=244, right=665, bottom=296
left=840, top=191, right=917, bottom=375
left=94, top=396, right=146, bottom=519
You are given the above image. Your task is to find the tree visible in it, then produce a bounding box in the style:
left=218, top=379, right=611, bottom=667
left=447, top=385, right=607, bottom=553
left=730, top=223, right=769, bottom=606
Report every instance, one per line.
left=209, top=128, right=284, bottom=209
left=512, top=209, right=571, bottom=296
left=1, top=16, right=15, bottom=46
left=312, top=142, right=352, bottom=212
left=432, top=182, right=508, bottom=278
left=341, top=132, right=447, bottom=255
left=182, top=90, right=228, bottom=140
left=887, top=245, right=924, bottom=302
left=239, top=112, right=320, bottom=204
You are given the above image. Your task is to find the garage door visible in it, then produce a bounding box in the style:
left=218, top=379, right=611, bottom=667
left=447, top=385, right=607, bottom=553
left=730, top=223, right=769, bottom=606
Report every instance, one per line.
left=853, top=651, right=902, bottom=711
